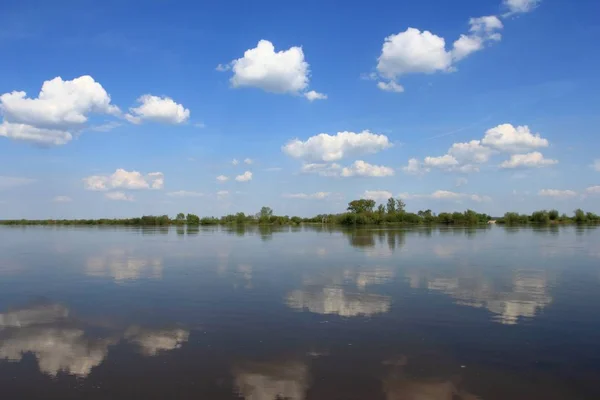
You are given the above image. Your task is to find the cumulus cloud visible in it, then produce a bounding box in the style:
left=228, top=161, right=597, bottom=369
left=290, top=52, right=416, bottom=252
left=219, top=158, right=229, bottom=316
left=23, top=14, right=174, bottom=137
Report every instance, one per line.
left=0, top=75, right=119, bottom=145
left=402, top=158, right=428, bottom=175
left=399, top=190, right=491, bottom=202
left=377, top=81, right=405, bottom=93
left=166, top=191, right=204, bottom=198
left=105, top=192, right=134, bottom=201
left=125, top=95, right=190, bottom=124
left=452, top=16, right=503, bottom=61
left=341, top=160, right=395, bottom=177
left=423, top=154, right=459, bottom=169
left=500, top=152, right=557, bottom=168
left=53, top=196, right=72, bottom=203
left=282, top=192, right=330, bottom=199
left=235, top=171, right=253, bottom=182
left=216, top=175, right=229, bottom=182
left=503, top=0, right=541, bottom=15
left=363, top=190, right=393, bottom=201
left=83, top=169, right=164, bottom=191
left=482, top=124, right=548, bottom=153
left=283, top=130, right=392, bottom=162
left=223, top=40, right=325, bottom=99
left=585, top=186, right=600, bottom=195
left=0, top=176, right=35, bottom=190
left=538, top=189, right=577, bottom=198
left=448, top=140, right=492, bottom=163
left=304, top=91, right=327, bottom=101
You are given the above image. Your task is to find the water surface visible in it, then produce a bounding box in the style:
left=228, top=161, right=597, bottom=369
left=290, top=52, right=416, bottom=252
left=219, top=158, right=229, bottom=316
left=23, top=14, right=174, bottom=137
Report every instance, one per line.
left=1, top=225, right=599, bottom=399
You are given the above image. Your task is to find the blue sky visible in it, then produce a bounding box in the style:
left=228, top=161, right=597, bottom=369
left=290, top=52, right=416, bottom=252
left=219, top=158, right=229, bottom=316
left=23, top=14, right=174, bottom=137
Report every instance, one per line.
left=1, top=0, right=599, bottom=218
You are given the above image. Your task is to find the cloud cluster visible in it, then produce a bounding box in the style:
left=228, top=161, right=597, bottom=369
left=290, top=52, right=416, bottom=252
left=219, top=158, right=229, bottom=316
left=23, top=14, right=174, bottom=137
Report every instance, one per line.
left=125, top=95, right=190, bottom=124
left=538, top=189, right=577, bottom=198
left=235, top=171, right=253, bottom=182
left=283, top=130, right=392, bottom=162
left=83, top=169, right=164, bottom=195
left=373, top=0, right=539, bottom=92
left=363, top=190, right=394, bottom=202
left=403, top=123, right=555, bottom=174
left=282, top=192, right=330, bottom=199
left=220, top=40, right=326, bottom=100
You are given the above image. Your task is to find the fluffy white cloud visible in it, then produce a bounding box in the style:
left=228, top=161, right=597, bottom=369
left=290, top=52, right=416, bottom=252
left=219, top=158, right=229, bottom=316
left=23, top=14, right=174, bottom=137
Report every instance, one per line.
left=224, top=40, right=324, bottom=99
left=448, top=140, right=492, bottom=163
left=282, top=192, right=330, bottom=199
left=377, top=28, right=453, bottom=79
left=105, top=192, right=134, bottom=201
left=83, top=169, right=164, bottom=191
left=283, top=130, right=392, bottom=162
left=166, top=191, right=204, bottom=197
left=216, top=175, right=229, bottom=182
left=402, top=158, right=428, bottom=175
left=503, top=0, right=541, bottom=15
left=235, top=171, right=253, bottom=182
left=0, top=75, right=119, bottom=146
left=304, top=91, right=327, bottom=101
left=482, top=124, right=549, bottom=153
left=363, top=190, right=393, bottom=201
left=399, top=190, right=491, bottom=202
left=452, top=16, right=503, bottom=61
left=592, top=159, right=600, bottom=172
left=243, top=158, right=253, bottom=165
left=0, top=176, right=35, bottom=190
left=125, top=95, right=190, bottom=124
left=341, top=160, right=395, bottom=177
left=423, top=154, right=459, bottom=169
left=377, top=81, right=405, bottom=93
left=53, top=196, right=72, bottom=203
left=500, top=152, right=557, bottom=168
left=538, top=189, right=577, bottom=198
left=585, top=186, right=600, bottom=195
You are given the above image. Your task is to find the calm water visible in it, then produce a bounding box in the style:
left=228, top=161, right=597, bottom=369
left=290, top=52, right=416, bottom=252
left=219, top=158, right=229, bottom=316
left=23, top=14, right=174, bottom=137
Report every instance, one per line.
left=0, top=225, right=599, bottom=399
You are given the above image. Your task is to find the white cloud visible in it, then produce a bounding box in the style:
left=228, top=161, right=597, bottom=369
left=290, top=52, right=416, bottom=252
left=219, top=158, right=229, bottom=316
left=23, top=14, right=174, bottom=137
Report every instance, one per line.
left=423, top=154, right=459, bottom=169
left=341, top=160, right=395, bottom=177
left=283, top=130, right=392, bottom=162
left=500, top=152, right=557, bottom=168
left=243, top=158, right=253, bottom=165
left=448, top=140, right=492, bottom=163
left=455, top=177, right=468, bottom=187
left=452, top=16, right=503, bottom=61
left=377, top=81, right=405, bottom=93
left=216, top=175, right=229, bottom=182
left=125, top=95, right=190, bottom=124
left=105, top=192, right=134, bottom=201
left=304, top=91, right=328, bottom=101
left=402, top=158, right=428, bottom=175
left=53, top=196, right=72, bottom=203
left=300, top=163, right=342, bottom=177
left=0, top=176, right=35, bottom=190
left=482, top=124, right=548, bottom=153
left=282, top=192, right=330, bottom=199
left=503, top=0, right=541, bottom=15
left=225, top=40, right=324, bottom=99
left=0, top=75, right=119, bottom=146
left=538, top=189, right=577, bottom=198
left=363, top=190, right=393, bottom=202
left=83, top=169, right=164, bottom=191
left=591, top=159, right=600, bottom=172
left=398, top=190, right=491, bottom=202
left=232, top=159, right=239, bottom=166
left=585, top=186, right=600, bottom=195
left=166, top=191, right=204, bottom=198
left=235, top=171, right=253, bottom=182
left=89, top=121, right=121, bottom=132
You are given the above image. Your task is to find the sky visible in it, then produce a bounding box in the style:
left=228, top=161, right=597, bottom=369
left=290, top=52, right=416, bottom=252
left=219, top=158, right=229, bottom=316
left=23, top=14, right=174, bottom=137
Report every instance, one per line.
left=0, top=0, right=599, bottom=219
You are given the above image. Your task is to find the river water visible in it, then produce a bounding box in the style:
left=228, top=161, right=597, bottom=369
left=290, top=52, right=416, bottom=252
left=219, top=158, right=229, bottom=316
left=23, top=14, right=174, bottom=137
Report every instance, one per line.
left=0, top=225, right=599, bottom=399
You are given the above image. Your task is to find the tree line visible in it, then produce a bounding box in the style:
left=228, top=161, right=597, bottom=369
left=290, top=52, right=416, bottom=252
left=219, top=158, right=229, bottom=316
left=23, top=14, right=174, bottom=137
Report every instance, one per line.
left=1, top=198, right=598, bottom=226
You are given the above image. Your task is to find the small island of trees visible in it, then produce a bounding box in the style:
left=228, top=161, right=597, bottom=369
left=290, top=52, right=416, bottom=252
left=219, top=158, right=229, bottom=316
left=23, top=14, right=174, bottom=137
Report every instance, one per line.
left=1, top=196, right=599, bottom=227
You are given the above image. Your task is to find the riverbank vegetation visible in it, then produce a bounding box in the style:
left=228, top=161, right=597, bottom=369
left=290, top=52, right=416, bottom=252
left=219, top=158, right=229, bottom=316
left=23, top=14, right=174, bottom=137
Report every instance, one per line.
left=1, top=198, right=598, bottom=226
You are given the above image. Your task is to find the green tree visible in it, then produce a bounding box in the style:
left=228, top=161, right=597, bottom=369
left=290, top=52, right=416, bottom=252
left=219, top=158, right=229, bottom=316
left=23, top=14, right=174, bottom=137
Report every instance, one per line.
left=396, top=199, right=406, bottom=212
left=347, top=199, right=376, bottom=214
left=386, top=197, right=396, bottom=214
left=548, top=209, right=559, bottom=221
left=186, top=213, right=200, bottom=225
left=574, top=209, right=587, bottom=223
left=259, top=206, right=273, bottom=218
left=377, top=204, right=386, bottom=215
